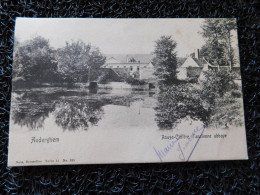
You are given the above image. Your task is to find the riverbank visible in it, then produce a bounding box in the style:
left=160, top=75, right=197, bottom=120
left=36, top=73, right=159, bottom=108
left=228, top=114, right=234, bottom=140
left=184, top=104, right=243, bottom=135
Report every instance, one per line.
left=13, top=81, right=158, bottom=92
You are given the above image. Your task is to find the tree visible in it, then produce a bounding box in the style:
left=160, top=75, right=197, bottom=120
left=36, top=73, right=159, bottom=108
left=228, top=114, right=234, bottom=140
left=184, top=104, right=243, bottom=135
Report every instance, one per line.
left=199, top=70, right=242, bottom=128
left=200, top=70, right=238, bottom=106
left=201, top=19, right=237, bottom=69
left=199, top=41, right=227, bottom=67
left=152, top=36, right=178, bottom=84
left=155, top=84, right=209, bottom=129
left=222, top=19, right=237, bottom=69
left=13, top=36, right=58, bottom=84
left=56, top=41, right=106, bottom=83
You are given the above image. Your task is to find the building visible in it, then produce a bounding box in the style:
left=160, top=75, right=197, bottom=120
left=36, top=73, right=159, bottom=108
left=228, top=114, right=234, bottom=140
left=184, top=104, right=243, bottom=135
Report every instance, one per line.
left=101, top=54, right=156, bottom=81
left=177, top=49, right=242, bottom=82
left=177, top=49, right=212, bottom=81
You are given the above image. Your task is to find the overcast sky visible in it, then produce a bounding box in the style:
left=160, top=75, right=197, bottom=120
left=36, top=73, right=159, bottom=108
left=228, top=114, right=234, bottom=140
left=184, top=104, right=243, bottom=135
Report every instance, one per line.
left=15, top=18, right=206, bottom=57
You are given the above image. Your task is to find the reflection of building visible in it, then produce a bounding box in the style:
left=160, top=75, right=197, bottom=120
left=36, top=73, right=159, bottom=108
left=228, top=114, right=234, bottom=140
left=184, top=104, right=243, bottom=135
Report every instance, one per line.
left=101, top=54, right=156, bottom=80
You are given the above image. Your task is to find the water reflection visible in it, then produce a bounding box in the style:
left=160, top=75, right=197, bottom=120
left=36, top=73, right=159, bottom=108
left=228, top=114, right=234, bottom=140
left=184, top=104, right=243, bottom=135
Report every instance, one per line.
left=11, top=89, right=147, bottom=131
left=54, top=99, right=104, bottom=131
left=12, top=92, right=57, bottom=129
left=12, top=85, right=224, bottom=132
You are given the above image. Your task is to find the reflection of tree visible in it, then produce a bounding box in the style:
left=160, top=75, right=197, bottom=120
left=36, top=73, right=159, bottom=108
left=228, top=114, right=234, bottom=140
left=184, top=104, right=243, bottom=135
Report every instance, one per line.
left=102, top=95, right=142, bottom=107
left=11, top=91, right=105, bottom=131
left=54, top=99, right=104, bottom=131
left=155, top=85, right=209, bottom=130
left=53, top=92, right=147, bottom=131
left=11, top=92, right=57, bottom=130
left=11, top=90, right=150, bottom=131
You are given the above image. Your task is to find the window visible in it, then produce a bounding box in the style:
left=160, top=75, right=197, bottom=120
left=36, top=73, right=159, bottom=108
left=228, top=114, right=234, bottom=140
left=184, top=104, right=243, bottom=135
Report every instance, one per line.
left=137, top=66, right=139, bottom=70
left=117, top=66, right=119, bottom=68
left=130, top=66, right=133, bottom=71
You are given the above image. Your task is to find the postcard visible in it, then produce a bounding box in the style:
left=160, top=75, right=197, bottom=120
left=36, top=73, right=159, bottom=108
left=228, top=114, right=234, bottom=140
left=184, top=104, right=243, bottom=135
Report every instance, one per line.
left=8, top=18, right=248, bottom=166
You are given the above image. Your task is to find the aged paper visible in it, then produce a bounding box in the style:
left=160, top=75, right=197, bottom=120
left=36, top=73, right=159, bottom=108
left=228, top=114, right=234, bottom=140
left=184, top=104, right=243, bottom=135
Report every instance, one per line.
left=8, top=18, right=248, bottom=166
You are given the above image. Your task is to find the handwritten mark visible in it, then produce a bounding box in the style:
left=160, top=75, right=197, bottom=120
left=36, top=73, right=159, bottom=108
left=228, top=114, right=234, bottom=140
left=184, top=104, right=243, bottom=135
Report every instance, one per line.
left=153, top=125, right=206, bottom=162
left=186, top=125, right=205, bottom=161
left=153, top=133, right=185, bottom=162
left=178, top=142, right=185, bottom=161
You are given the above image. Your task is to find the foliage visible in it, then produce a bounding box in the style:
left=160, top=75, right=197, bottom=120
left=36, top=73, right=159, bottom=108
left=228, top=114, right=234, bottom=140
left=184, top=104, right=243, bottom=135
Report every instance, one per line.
left=125, top=77, right=146, bottom=85
left=197, top=19, right=242, bottom=128
left=13, top=37, right=106, bottom=86
left=208, top=93, right=243, bottom=128
left=199, top=41, right=227, bottom=66
left=155, top=69, right=242, bottom=129
left=200, top=18, right=237, bottom=67
left=155, top=84, right=209, bottom=129
left=152, top=36, right=178, bottom=85
left=199, top=70, right=242, bottom=128
left=199, top=70, right=238, bottom=106
left=56, top=40, right=106, bottom=83
left=12, top=36, right=59, bottom=83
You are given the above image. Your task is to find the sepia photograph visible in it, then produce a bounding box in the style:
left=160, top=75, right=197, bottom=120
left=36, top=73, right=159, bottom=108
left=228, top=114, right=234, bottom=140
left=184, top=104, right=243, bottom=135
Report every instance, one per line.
left=8, top=18, right=248, bottom=166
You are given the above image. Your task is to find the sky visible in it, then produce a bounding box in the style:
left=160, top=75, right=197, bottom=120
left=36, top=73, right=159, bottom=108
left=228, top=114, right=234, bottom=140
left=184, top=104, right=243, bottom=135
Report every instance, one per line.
left=14, top=18, right=207, bottom=57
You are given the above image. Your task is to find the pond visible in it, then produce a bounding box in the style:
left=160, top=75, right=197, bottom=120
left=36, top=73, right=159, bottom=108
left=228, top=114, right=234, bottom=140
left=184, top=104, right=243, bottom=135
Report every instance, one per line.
left=10, top=86, right=206, bottom=132
left=10, top=88, right=158, bottom=132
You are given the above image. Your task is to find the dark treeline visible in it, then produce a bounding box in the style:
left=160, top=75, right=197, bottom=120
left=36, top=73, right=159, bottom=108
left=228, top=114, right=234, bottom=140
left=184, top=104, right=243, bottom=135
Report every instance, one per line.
left=12, top=36, right=106, bottom=87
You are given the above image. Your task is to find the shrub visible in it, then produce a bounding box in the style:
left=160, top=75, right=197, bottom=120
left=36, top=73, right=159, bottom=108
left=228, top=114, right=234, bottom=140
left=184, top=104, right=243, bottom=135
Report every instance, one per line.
left=200, top=70, right=238, bottom=106
left=125, top=77, right=146, bottom=85
left=209, top=94, right=243, bottom=128
left=199, top=70, right=243, bottom=128
left=155, top=84, right=210, bottom=129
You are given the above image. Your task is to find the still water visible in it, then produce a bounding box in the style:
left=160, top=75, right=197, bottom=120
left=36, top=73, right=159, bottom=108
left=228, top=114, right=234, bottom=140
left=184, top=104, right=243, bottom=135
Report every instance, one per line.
left=10, top=85, right=210, bottom=133
left=10, top=87, right=162, bottom=132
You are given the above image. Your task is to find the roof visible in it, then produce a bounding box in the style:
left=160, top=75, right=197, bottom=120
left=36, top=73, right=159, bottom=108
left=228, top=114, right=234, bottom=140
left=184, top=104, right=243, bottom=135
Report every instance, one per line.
left=101, top=62, right=151, bottom=68
left=181, top=56, right=210, bottom=68
left=105, top=62, right=150, bottom=66
left=106, top=57, right=120, bottom=63
left=105, top=54, right=153, bottom=63
left=192, top=58, right=207, bottom=68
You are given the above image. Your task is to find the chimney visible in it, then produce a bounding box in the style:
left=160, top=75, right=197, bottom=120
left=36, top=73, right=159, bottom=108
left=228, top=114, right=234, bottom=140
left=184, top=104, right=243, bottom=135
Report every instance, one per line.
left=194, top=49, right=199, bottom=59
